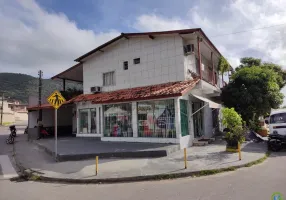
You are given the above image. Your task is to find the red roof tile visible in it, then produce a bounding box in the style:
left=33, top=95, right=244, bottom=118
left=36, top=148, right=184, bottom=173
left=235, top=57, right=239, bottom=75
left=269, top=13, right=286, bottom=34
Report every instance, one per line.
left=73, top=79, right=200, bottom=104
left=27, top=99, right=74, bottom=111
left=27, top=79, right=199, bottom=110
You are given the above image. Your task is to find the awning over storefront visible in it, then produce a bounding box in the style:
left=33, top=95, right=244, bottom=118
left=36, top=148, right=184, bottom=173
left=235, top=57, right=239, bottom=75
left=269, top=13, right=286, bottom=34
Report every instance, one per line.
left=192, top=94, right=221, bottom=108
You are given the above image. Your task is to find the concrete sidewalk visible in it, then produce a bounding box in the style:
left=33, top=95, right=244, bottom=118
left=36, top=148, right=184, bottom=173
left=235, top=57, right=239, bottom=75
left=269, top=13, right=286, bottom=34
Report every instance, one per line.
left=13, top=134, right=267, bottom=182
left=33, top=137, right=180, bottom=161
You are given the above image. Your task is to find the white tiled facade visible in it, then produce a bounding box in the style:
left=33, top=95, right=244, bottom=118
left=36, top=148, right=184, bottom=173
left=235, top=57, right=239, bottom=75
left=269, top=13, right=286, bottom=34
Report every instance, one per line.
left=75, top=32, right=222, bottom=148
left=83, top=35, right=185, bottom=94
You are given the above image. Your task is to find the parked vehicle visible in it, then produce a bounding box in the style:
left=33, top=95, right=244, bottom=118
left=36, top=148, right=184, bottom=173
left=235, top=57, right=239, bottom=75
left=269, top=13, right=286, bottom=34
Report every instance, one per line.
left=266, top=109, right=286, bottom=151
left=6, top=133, right=15, bottom=144
left=9, top=125, right=17, bottom=137
left=6, top=125, right=17, bottom=144
left=268, top=134, right=286, bottom=151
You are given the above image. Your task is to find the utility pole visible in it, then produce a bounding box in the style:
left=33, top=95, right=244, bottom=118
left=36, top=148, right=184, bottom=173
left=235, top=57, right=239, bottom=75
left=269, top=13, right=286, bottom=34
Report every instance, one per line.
left=38, top=70, right=43, bottom=137
left=1, top=93, right=3, bottom=126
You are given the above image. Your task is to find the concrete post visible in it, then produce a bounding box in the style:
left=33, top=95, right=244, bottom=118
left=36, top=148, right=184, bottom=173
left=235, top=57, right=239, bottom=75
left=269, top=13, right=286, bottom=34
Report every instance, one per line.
left=174, top=98, right=181, bottom=139
left=132, top=102, right=138, bottom=137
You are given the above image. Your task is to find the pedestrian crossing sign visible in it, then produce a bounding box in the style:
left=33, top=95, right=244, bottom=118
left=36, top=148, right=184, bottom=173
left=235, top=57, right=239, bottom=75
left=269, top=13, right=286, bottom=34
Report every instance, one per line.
left=47, top=90, right=66, bottom=109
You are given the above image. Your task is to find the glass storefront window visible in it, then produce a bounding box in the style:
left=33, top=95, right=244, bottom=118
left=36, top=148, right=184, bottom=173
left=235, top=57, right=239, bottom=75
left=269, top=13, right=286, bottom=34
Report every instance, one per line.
left=90, top=108, right=97, bottom=133
left=138, top=99, right=176, bottom=138
left=103, top=103, right=133, bottom=137
left=79, top=109, right=89, bottom=133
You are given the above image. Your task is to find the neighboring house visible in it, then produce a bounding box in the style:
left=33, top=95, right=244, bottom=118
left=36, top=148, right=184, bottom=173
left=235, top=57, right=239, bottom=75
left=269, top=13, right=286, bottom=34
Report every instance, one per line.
left=28, top=28, right=232, bottom=148
left=0, top=99, right=28, bottom=124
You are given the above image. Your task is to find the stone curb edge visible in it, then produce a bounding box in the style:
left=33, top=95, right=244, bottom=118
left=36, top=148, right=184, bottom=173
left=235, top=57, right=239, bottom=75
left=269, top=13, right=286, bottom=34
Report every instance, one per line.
left=11, top=147, right=270, bottom=184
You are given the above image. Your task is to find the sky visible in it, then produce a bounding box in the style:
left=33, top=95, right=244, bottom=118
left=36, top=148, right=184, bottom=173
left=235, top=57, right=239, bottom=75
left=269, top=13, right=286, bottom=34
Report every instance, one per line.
left=1, top=0, right=286, bottom=101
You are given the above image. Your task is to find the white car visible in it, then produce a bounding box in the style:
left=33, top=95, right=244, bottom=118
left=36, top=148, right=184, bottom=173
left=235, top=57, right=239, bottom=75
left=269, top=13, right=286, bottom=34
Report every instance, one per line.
left=267, top=109, right=286, bottom=136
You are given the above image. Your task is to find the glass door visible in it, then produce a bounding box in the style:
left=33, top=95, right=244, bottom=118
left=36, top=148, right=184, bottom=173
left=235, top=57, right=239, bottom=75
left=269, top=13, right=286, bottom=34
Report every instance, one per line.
left=90, top=108, right=97, bottom=134
left=192, top=102, right=204, bottom=138
left=79, top=109, right=89, bottom=133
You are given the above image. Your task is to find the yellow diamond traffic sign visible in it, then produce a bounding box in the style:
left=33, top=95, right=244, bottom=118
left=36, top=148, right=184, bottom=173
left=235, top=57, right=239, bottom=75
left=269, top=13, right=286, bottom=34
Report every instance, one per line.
left=47, top=90, right=66, bottom=109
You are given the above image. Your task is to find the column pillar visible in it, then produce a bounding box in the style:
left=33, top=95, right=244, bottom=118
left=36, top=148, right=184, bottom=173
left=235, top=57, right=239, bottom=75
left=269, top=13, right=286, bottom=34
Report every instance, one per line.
left=76, top=106, right=79, bottom=135
left=211, top=52, right=215, bottom=85
left=132, top=102, right=138, bottom=137
left=96, top=106, right=100, bottom=134
left=87, top=109, right=91, bottom=134
left=197, top=36, right=202, bottom=79
left=63, top=79, right=66, bottom=91
left=174, top=98, right=181, bottom=139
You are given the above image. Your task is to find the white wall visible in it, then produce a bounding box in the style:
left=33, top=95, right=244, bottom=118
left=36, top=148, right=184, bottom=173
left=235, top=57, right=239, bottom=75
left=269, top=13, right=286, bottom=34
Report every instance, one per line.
left=15, top=112, right=28, bottom=121
left=203, top=104, right=213, bottom=138
left=28, top=111, right=38, bottom=128
left=83, top=35, right=185, bottom=94
left=28, top=107, right=73, bottom=128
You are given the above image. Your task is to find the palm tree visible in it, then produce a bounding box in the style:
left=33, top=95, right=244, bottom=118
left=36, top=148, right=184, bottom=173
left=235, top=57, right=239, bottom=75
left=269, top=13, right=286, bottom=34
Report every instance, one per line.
left=218, top=56, right=230, bottom=85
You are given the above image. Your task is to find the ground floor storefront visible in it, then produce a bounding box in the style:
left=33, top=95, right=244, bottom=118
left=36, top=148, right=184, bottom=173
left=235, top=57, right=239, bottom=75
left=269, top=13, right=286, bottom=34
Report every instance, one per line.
left=76, top=94, right=221, bottom=148
left=27, top=79, right=221, bottom=148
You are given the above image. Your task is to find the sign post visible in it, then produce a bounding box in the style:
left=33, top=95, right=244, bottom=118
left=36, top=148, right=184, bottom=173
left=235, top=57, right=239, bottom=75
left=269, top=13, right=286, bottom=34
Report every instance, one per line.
left=47, top=90, right=66, bottom=161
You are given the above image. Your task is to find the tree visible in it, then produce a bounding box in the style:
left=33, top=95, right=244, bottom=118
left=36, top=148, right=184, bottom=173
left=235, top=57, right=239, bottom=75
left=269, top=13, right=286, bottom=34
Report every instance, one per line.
left=239, top=57, right=261, bottom=68
left=221, top=66, right=284, bottom=123
left=61, top=87, right=83, bottom=100
left=262, top=62, right=286, bottom=89
left=236, top=57, right=286, bottom=89
left=218, top=56, right=230, bottom=84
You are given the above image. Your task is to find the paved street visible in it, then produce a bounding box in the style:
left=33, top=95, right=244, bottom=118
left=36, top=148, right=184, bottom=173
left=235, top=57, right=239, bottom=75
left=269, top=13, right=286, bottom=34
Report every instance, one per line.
left=0, top=151, right=285, bottom=200
left=0, top=122, right=26, bottom=179
left=0, top=123, right=285, bottom=200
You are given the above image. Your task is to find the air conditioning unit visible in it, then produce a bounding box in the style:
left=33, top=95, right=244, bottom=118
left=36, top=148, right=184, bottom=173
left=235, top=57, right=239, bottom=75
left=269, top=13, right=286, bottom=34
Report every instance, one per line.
left=183, top=44, right=195, bottom=55
left=90, top=86, right=102, bottom=93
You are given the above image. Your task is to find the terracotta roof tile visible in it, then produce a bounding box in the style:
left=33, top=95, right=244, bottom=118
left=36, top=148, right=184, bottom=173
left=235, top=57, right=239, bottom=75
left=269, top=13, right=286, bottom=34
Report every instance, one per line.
left=73, top=79, right=200, bottom=104
left=27, top=79, right=199, bottom=110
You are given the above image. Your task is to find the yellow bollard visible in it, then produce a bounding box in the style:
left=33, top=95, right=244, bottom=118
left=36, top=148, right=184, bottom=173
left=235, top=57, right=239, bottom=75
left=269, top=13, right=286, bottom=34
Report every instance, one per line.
left=238, top=143, right=242, bottom=160
left=96, top=156, right=99, bottom=175
left=184, top=148, right=187, bottom=169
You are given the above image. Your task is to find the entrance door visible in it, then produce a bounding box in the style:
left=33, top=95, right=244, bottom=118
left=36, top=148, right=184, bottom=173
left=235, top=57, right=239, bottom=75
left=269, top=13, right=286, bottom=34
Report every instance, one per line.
left=180, top=99, right=189, bottom=136
left=192, top=102, right=204, bottom=138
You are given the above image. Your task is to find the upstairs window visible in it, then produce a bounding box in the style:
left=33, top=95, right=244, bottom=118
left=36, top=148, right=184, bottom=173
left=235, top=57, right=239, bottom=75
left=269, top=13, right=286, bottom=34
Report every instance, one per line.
left=103, top=71, right=115, bottom=86
left=134, top=58, right=140, bottom=64
left=123, top=61, right=128, bottom=70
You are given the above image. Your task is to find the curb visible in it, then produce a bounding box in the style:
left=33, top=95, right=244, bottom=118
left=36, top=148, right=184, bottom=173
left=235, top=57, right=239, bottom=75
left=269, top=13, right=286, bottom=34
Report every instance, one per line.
left=11, top=151, right=270, bottom=184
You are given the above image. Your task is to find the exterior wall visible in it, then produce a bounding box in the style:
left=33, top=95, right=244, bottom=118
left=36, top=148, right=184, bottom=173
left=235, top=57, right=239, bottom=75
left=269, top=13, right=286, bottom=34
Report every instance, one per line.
left=177, top=96, right=194, bottom=149
left=2, top=113, right=15, bottom=123
left=15, top=112, right=28, bottom=121
left=28, top=111, right=38, bottom=128
left=28, top=108, right=73, bottom=128
left=183, top=38, right=221, bottom=87
left=83, top=35, right=185, bottom=94
left=203, top=104, right=213, bottom=138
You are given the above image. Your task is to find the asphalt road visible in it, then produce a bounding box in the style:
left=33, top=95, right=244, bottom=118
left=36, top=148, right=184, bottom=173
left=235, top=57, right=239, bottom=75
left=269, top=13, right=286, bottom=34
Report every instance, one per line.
left=0, top=122, right=27, bottom=177
left=0, top=138, right=285, bottom=199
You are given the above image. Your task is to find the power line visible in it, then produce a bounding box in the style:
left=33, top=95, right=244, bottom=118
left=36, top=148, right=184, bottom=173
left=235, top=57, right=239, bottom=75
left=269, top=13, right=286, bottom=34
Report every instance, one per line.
left=211, top=22, right=286, bottom=38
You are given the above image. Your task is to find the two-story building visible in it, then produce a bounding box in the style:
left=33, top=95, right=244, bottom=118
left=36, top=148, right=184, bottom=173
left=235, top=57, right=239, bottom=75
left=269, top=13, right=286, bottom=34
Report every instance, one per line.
left=29, top=28, right=229, bottom=148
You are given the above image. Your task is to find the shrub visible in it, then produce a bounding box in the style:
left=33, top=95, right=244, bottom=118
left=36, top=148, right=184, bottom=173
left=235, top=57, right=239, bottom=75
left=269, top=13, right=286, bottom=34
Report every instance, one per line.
left=222, top=108, right=246, bottom=148
left=222, top=108, right=243, bottom=131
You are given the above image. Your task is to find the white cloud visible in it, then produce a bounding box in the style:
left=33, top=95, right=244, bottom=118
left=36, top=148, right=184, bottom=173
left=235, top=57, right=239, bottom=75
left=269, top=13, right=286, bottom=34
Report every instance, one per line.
left=134, top=14, right=189, bottom=32
left=0, top=0, right=119, bottom=77
left=133, top=0, right=286, bottom=68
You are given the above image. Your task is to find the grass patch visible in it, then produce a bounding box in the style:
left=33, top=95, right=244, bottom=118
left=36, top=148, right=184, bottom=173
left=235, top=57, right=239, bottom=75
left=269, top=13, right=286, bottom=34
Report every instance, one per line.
left=29, top=174, right=41, bottom=181
left=244, top=152, right=270, bottom=167
left=2, top=122, right=13, bottom=126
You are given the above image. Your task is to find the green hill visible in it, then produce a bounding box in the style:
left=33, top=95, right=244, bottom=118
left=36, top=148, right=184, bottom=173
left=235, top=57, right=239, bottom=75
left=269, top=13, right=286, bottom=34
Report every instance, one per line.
left=0, top=73, right=82, bottom=103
